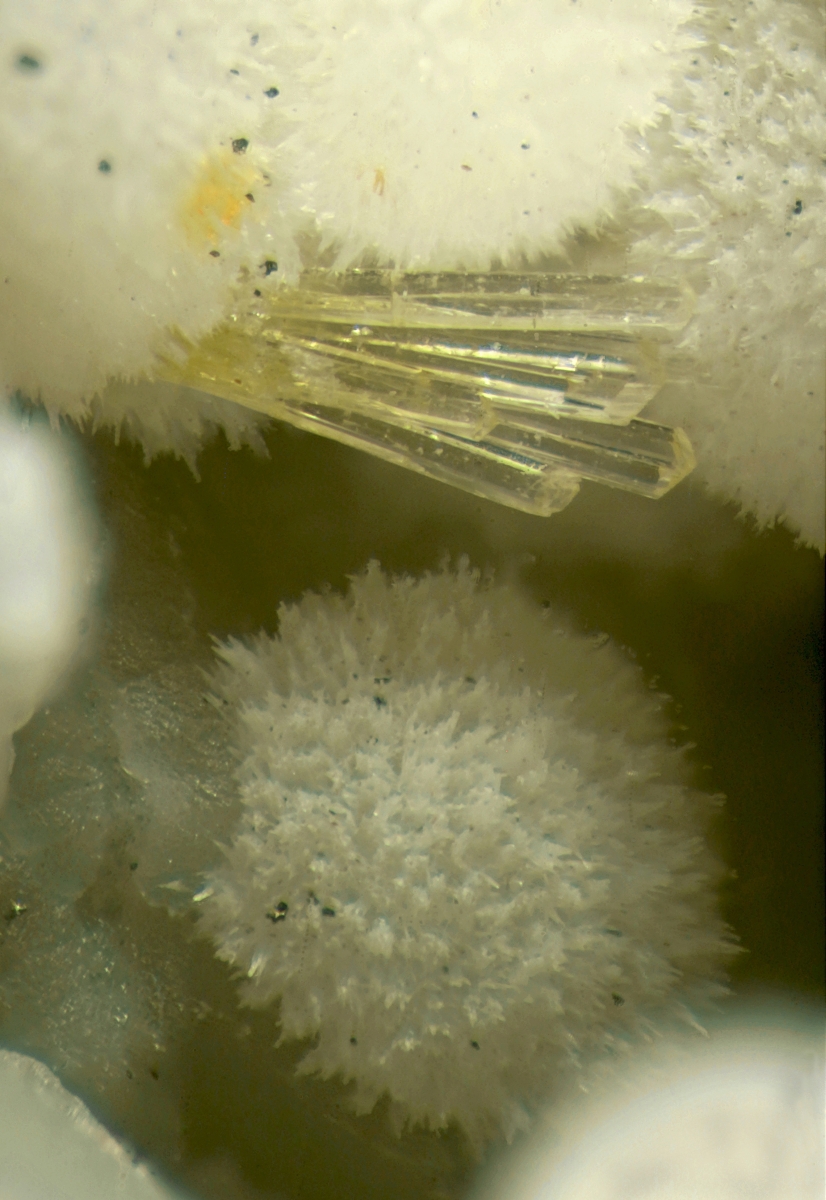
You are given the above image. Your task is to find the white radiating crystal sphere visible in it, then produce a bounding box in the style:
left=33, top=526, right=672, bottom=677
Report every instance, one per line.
left=0, top=1049, right=184, bottom=1199
left=201, top=563, right=734, bottom=1143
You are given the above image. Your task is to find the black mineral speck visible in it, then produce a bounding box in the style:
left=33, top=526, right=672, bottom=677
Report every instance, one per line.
left=521, top=142, right=530, bottom=150
left=98, top=160, right=112, bottom=173
left=321, top=906, right=336, bottom=917
left=266, top=901, right=289, bottom=923
left=209, top=249, right=220, bottom=258
left=350, top=1036, right=357, bottom=1044
left=470, top=1040, right=480, bottom=1050
left=373, top=695, right=387, bottom=708
left=611, top=992, right=625, bottom=1007
left=16, top=53, right=41, bottom=71
left=793, top=199, right=803, bottom=215
left=264, top=86, right=280, bottom=98
left=232, top=137, right=249, bottom=154
left=251, top=33, right=259, bottom=46
left=245, top=192, right=255, bottom=202
left=253, top=289, right=262, bottom=296
left=262, top=259, right=278, bottom=276
left=129, top=862, right=139, bottom=871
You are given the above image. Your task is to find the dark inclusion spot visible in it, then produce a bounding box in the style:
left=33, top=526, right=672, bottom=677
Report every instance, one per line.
left=232, top=137, right=249, bottom=154
left=350, top=1036, right=357, bottom=1044
left=264, top=86, right=280, bottom=98
left=230, top=69, right=240, bottom=76
left=253, top=289, right=262, bottom=297
left=149, top=1067, right=159, bottom=1080
left=245, top=192, right=255, bottom=202
left=262, top=259, right=278, bottom=276
left=251, top=34, right=259, bottom=46
left=520, top=143, right=530, bottom=150
left=373, top=695, right=387, bottom=708
left=321, top=906, right=336, bottom=917
left=266, top=901, right=289, bottom=923
left=209, top=249, right=220, bottom=257
left=611, top=993, right=625, bottom=1007
left=129, top=862, right=139, bottom=871
left=17, top=53, right=42, bottom=71
left=98, top=160, right=112, bottom=173
left=793, top=199, right=803, bottom=215
left=470, top=1040, right=480, bottom=1050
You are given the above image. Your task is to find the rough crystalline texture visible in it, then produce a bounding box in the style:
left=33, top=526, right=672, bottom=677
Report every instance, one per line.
left=200, top=563, right=735, bottom=1143
left=629, top=0, right=826, bottom=551
left=0, top=0, right=822, bottom=543
left=0, top=1049, right=183, bottom=1199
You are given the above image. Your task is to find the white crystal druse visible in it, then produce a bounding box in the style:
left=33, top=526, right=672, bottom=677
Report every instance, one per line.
left=200, top=564, right=734, bottom=1143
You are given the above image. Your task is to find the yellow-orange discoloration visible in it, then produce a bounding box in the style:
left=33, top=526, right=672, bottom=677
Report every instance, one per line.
left=372, top=168, right=386, bottom=197
left=180, top=151, right=258, bottom=247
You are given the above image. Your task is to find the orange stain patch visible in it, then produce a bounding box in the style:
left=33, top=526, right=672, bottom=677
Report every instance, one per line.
left=180, top=151, right=258, bottom=248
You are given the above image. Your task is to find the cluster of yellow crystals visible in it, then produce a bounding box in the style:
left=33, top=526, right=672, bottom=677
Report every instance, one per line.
left=159, top=270, right=696, bottom=515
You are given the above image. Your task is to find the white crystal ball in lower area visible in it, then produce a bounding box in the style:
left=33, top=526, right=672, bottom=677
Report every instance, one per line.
left=201, top=564, right=735, bottom=1143
left=0, top=1049, right=183, bottom=1199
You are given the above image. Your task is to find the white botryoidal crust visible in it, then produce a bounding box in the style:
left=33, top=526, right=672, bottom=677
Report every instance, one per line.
left=200, top=563, right=735, bottom=1144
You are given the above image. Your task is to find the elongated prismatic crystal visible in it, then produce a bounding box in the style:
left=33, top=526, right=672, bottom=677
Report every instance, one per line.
left=157, top=270, right=696, bottom=516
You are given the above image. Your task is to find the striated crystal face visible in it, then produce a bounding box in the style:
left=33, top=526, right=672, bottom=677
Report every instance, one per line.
left=159, top=271, right=696, bottom=516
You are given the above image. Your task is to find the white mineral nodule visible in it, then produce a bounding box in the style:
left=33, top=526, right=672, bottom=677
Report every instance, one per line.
left=0, top=1049, right=184, bottom=1199
left=476, top=1012, right=826, bottom=1200
left=200, top=563, right=736, bottom=1142
left=0, top=407, right=96, bottom=805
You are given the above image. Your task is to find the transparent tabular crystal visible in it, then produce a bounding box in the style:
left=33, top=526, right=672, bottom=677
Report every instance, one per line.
left=157, top=270, right=695, bottom=516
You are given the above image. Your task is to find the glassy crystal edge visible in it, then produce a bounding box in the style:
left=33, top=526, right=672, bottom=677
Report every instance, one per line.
left=155, top=271, right=696, bottom=516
